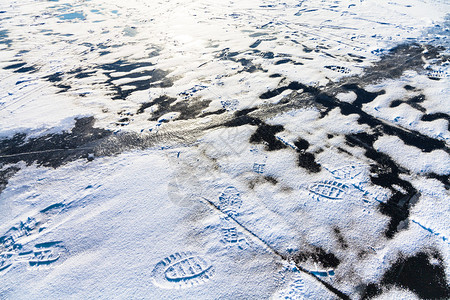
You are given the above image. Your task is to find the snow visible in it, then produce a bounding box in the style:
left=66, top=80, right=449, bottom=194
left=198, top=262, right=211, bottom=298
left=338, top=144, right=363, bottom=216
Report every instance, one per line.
left=0, top=0, right=449, bottom=299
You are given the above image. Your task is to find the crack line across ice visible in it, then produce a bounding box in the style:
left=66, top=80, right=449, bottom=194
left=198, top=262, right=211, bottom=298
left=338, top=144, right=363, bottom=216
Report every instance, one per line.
left=200, top=197, right=351, bottom=300
left=411, top=219, right=450, bottom=246
left=0, top=147, right=94, bottom=158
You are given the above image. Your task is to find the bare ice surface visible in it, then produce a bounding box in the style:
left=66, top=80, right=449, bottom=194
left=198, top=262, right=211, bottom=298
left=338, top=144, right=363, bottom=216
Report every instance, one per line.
left=0, top=0, right=449, bottom=299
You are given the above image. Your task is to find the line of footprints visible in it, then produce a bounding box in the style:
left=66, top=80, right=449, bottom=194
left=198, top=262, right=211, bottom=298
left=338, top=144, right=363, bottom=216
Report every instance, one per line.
left=151, top=185, right=246, bottom=289
left=274, top=267, right=307, bottom=300
left=1, top=166, right=440, bottom=298
left=150, top=163, right=364, bottom=291
left=1, top=243, right=61, bottom=273
left=0, top=203, right=65, bottom=274
left=151, top=162, right=385, bottom=293
left=305, top=164, right=387, bottom=204
left=218, top=186, right=250, bottom=250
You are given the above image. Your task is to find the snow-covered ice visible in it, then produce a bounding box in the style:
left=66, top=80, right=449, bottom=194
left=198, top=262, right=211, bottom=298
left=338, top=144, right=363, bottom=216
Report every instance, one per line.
left=0, top=0, right=449, bottom=299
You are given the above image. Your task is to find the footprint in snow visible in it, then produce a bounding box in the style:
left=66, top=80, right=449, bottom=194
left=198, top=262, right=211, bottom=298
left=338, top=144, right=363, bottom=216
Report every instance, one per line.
left=151, top=252, right=215, bottom=289
left=219, top=186, right=242, bottom=216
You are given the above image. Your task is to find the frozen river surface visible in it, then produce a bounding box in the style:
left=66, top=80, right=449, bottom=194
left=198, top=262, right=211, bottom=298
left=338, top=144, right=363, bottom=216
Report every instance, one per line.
left=0, top=0, right=449, bottom=299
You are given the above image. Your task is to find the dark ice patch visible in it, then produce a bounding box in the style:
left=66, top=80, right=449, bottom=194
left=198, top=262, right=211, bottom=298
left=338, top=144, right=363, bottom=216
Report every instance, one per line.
left=421, top=113, right=450, bottom=130
left=346, top=133, right=419, bottom=238
left=302, top=45, right=314, bottom=53
left=341, top=84, right=385, bottom=108
left=100, top=59, right=153, bottom=73
left=44, top=72, right=64, bottom=82
left=137, top=95, right=211, bottom=121
left=361, top=283, right=382, bottom=300
left=54, top=83, right=71, bottom=93
left=0, top=29, right=12, bottom=47
left=264, top=176, right=278, bottom=185
left=221, top=108, right=286, bottom=151
left=348, top=53, right=366, bottom=63
left=136, top=102, right=154, bottom=114
left=0, top=166, right=20, bottom=194
left=0, top=117, right=111, bottom=168
left=381, top=252, right=450, bottom=299
left=390, top=94, right=426, bottom=112
left=297, top=152, right=321, bottom=173
left=262, top=52, right=274, bottom=59
left=293, top=138, right=321, bottom=172
left=333, top=228, right=349, bottom=250
left=116, top=117, right=130, bottom=126
left=67, top=67, right=97, bottom=79
left=216, top=48, right=266, bottom=73
left=249, top=39, right=261, bottom=48
left=275, top=59, right=292, bottom=65
left=235, top=108, right=258, bottom=117
left=3, top=62, right=27, bottom=70
left=217, top=48, right=239, bottom=60
left=300, top=82, right=446, bottom=153
left=363, top=252, right=450, bottom=299
left=294, top=138, right=310, bottom=151
left=74, top=70, right=96, bottom=79
left=14, top=66, right=37, bottom=73
left=259, top=81, right=307, bottom=99
left=378, top=192, right=420, bottom=238
left=223, top=110, right=261, bottom=127
left=269, top=73, right=282, bottom=78
left=360, top=43, right=444, bottom=82
left=98, top=60, right=172, bottom=100
left=294, top=246, right=340, bottom=269
left=249, top=123, right=286, bottom=151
